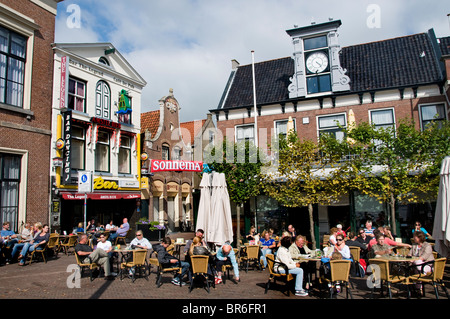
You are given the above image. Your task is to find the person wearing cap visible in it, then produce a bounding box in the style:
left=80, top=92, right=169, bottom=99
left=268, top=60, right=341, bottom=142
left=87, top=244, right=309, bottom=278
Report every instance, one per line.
left=336, top=224, right=347, bottom=238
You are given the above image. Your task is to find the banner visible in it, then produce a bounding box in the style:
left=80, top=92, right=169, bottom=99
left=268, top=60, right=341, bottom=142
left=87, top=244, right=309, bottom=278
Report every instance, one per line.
left=150, top=160, right=203, bottom=172
left=62, top=110, right=72, bottom=184
left=59, top=56, right=69, bottom=109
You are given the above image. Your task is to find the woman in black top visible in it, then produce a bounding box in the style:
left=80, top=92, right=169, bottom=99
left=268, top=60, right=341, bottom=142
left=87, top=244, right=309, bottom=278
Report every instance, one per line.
left=18, top=224, right=50, bottom=265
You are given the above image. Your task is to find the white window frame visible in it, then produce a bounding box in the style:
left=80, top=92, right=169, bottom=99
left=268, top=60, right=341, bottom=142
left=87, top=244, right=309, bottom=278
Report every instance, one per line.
left=369, top=107, right=396, bottom=131
left=316, top=112, right=347, bottom=141
left=68, top=77, right=86, bottom=113
left=95, top=80, right=111, bottom=119
left=95, top=130, right=110, bottom=173
left=419, top=102, right=447, bottom=131
left=235, top=124, right=255, bottom=144
left=274, top=118, right=297, bottom=139
left=118, top=135, right=131, bottom=174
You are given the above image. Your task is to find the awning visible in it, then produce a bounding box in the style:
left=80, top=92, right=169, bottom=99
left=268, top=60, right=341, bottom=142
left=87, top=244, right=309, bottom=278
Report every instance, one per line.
left=61, top=192, right=141, bottom=200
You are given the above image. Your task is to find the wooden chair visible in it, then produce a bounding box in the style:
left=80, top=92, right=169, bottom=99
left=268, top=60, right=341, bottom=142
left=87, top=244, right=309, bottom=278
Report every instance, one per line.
left=120, top=249, right=149, bottom=283
left=75, top=251, right=99, bottom=282
left=149, top=251, right=182, bottom=288
left=348, top=246, right=361, bottom=277
left=368, top=259, right=411, bottom=299
left=322, top=235, right=331, bottom=249
left=61, top=235, right=78, bottom=256
left=115, top=231, right=128, bottom=246
left=240, top=245, right=261, bottom=272
left=28, top=243, right=48, bottom=265
left=46, top=235, right=60, bottom=257
left=264, top=254, right=294, bottom=296
left=320, top=260, right=353, bottom=299
left=189, top=255, right=215, bottom=293
left=409, top=258, right=449, bottom=299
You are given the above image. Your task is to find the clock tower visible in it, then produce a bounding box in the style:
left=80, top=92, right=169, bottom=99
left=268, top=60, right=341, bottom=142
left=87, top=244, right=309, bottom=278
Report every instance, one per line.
left=286, top=19, right=350, bottom=98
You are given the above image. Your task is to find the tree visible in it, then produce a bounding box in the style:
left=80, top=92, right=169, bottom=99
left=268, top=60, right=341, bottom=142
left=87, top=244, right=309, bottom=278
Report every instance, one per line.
left=261, top=133, right=341, bottom=249
left=205, top=140, right=265, bottom=248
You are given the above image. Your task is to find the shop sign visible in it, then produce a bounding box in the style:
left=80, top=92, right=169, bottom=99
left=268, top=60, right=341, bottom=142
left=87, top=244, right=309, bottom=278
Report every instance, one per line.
left=118, top=180, right=140, bottom=188
left=59, top=56, right=69, bottom=109
left=141, top=177, right=149, bottom=189
left=150, top=160, right=203, bottom=172
left=62, top=110, right=72, bottom=184
left=93, top=177, right=119, bottom=190
left=90, top=117, right=121, bottom=129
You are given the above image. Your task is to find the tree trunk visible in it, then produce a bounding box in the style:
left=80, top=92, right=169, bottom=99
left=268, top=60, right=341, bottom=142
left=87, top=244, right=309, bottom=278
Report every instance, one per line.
left=236, top=203, right=241, bottom=249
left=308, top=203, right=316, bottom=249
left=390, top=192, right=397, bottom=237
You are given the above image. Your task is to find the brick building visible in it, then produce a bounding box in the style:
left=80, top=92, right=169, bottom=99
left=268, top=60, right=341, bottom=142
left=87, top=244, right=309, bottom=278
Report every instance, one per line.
left=0, top=0, right=62, bottom=231
left=140, top=89, right=215, bottom=232
left=212, top=19, right=450, bottom=243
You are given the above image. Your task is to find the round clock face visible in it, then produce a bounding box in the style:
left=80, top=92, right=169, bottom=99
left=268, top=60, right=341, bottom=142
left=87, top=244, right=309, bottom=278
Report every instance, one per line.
left=306, top=51, right=329, bottom=74
left=166, top=100, right=178, bottom=113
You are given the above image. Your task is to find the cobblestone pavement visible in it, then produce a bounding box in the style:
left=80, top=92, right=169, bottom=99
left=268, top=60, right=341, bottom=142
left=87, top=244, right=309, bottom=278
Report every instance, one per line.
left=0, top=232, right=448, bottom=302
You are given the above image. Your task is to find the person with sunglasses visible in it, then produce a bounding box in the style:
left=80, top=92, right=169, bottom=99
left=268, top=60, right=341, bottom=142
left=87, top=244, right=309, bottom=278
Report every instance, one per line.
left=412, top=221, right=432, bottom=240
left=130, top=231, right=152, bottom=250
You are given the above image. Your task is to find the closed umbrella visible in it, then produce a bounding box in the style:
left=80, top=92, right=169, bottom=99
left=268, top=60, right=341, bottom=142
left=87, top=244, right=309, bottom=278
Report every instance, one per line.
left=208, top=173, right=234, bottom=245
left=196, top=173, right=211, bottom=243
left=432, top=156, right=450, bottom=258
left=347, top=109, right=356, bottom=145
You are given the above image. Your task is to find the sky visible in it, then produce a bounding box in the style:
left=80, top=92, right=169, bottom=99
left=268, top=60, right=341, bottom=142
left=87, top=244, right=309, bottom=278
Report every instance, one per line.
left=54, top=0, right=450, bottom=123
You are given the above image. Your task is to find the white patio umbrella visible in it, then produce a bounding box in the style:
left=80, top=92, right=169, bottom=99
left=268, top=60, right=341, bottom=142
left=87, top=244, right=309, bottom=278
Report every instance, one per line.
left=207, top=173, right=234, bottom=245
left=196, top=172, right=212, bottom=243
left=432, top=156, right=450, bottom=258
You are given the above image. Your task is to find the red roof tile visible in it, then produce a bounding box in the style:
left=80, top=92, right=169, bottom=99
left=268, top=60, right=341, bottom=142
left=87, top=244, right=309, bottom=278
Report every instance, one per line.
left=180, top=119, right=206, bottom=145
left=140, top=110, right=160, bottom=138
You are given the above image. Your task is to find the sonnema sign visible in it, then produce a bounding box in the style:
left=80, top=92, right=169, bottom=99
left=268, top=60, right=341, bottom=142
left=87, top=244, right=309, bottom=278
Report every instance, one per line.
left=150, top=160, right=203, bottom=172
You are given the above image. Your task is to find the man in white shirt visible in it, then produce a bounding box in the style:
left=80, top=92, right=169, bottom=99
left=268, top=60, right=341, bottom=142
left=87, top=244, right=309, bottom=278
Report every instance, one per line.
left=96, top=233, right=115, bottom=275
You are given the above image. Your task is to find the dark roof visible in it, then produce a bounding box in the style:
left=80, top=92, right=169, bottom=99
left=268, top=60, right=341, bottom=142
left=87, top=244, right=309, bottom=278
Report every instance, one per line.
left=219, top=32, right=445, bottom=110
left=439, top=36, right=450, bottom=56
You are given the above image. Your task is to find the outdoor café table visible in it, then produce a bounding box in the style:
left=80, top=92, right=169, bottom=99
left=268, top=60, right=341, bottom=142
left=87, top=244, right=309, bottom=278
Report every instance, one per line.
left=173, top=243, right=186, bottom=259
left=293, top=255, right=322, bottom=287
left=113, top=247, right=148, bottom=277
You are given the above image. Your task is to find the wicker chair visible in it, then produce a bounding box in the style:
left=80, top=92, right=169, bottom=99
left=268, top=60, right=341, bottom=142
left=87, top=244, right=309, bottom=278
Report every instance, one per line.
left=368, top=258, right=411, bottom=299
left=320, top=260, right=353, bottom=299
left=149, top=251, right=182, bottom=288
left=28, top=243, right=48, bottom=265
left=409, top=258, right=449, bottom=299
left=348, top=246, right=361, bottom=278
left=189, top=255, right=215, bottom=293
left=115, top=231, right=128, bottom=246
left=46, top=235, right=60, bottom=257
left=240, top=245, right=261, bottom=272
left=75, top=252, right=99, bottom=281
left=61, top=235, right=78, bottom=256
left=264, top=254, right=294, bottom=296
left=120, top=249, right=149, bottom=283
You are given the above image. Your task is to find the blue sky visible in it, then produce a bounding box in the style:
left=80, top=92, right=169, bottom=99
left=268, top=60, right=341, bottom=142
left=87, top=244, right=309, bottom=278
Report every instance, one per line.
left=54, top=0, right=450, bottom=122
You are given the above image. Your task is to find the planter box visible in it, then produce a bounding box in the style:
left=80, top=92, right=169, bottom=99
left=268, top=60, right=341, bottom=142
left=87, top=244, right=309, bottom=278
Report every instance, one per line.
left=136, top=224, right=166, bottom=241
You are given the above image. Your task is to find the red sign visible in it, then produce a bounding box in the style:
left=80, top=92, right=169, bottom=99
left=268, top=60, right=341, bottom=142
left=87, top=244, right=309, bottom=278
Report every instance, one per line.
left=59, top=56, right=68, bottom=109
left=91, top=117, right=121, bottom=129
left=150, top=160, right=203, bottom=172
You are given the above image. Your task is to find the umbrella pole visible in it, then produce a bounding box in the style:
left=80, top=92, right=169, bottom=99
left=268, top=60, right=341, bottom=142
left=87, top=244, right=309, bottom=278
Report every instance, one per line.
left=237, top=203, right=242, bottom=249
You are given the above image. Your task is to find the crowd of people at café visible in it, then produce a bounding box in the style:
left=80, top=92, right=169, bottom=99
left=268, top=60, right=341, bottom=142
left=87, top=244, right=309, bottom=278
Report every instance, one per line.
left=0, top=216, right=440, bottom=297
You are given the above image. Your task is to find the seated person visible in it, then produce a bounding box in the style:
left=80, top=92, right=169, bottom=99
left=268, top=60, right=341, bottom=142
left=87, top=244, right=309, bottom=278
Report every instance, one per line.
left=1, top=221, right=19, bottom=263
left=75, top=222, right=84, bottom=233
left=105, top=220, right=116, bottom=231
left=412, top=221, right=432, bottom=240
left=11, top=223, right=34, bottom=262
left=154, top=237, right=189, bottom=286
left=96, top=233, right=114, bottom=273
left=409, top=231, right=434, bottom=273
left=75, top=233, right=116, bottom=280
left=130, top=230, right=152, bottom=250
left=289, top=235, right=311, bottom=259
left=383, top=226, right=395, bottom=241
left=336, top=224, right=347, bottom=238
left=275, top=236, right=308, bottom=297
left=356, top=228, right=371, bottom=246
left=214, top=242, right=240, bottom=284
left=86, top=219, right=97, bottom=232
left=184, top=229, right=208, bottom=259
left=328, top=227, right=338, bottom=246
left=367, top=229, right=411, bottom=251
left=109, top=218, right=130, bottom=242
left=345, top=231, right=368, bottom=260
left=277, top=231, right=292, bottom=248
left=364, top=219, right=375, bottom=238
left=17, top=224, right=50, bottom=266
left=325, top=234, right=352, bottom=260
left=370, top=234, right=392, bottom=258
left=260, top=231, right=276, bottom=268
left=188, top=236, right=216, bottom=277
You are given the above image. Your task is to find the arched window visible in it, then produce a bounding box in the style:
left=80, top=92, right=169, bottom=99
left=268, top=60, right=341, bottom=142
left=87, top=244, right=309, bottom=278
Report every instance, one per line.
left=95, top=80, right=110, bottom=119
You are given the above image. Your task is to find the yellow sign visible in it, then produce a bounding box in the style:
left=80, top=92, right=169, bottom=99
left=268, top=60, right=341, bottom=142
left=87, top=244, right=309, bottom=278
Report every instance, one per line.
left=94, top=177, right=119, bottom=190
left=141, top=177, right=149, bottom=189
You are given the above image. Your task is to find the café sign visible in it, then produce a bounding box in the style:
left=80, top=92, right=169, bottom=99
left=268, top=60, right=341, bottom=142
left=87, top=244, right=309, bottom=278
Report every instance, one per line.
left=93, top=177, right=119, bottom=190
left=150, top=160, right=203, bottom=173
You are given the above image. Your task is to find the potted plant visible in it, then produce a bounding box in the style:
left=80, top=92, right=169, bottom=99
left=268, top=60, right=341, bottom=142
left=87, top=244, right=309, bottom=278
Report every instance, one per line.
left=136, top=218, right=166, bottom=241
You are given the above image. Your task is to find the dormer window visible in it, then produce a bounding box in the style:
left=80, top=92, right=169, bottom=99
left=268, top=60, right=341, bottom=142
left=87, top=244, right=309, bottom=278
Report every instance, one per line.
left=98, top=56, right=110, bottom=66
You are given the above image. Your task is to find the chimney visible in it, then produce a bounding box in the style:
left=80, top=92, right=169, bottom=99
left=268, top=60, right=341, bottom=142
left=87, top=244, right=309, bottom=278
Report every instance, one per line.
left=231, top=59, right=240, bottom=70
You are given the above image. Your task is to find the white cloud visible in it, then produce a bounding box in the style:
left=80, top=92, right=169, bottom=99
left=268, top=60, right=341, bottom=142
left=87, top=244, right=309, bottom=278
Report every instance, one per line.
left=55, top=0, right=450, bottom=122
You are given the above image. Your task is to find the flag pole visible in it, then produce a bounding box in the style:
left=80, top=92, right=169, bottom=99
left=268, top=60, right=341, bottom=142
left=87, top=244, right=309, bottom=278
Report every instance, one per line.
left=251, top=50, right=258, bottom=147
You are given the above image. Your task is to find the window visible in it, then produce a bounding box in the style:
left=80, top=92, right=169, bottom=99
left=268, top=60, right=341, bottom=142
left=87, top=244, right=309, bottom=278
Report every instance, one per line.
left=304, top=35, right=327, bottom=51
left=71, top=126, right=85, bottom=170
left=236, top=124, right=255, bottom=144
left=0, top=154, right=21, bottom=231
left=162, top=144, right=170, bottom=160
left=306, top=74, right=331, bottom=94
left=275, top=119, right=296, bottom=139
left=370, top=109, right=395, bottom=131
left=172, top=147, right=181, bottom=160
left=95, top=130, right=110, bottom=172
left=420, top=104, right=446, bottom=130
left=0, top=26, right=27, bottom=108
left=118, top=135, right=131, bottom=174
left=318, top=114, right=346, bottom=141
left=68, top=78, right=86, bottom=112
left=304, top=35, right=331, bottom=95
left=95, top=81, right=110, bottom=119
